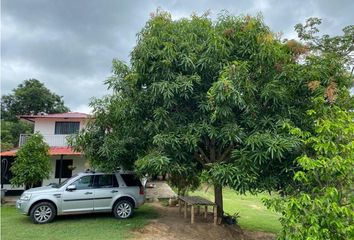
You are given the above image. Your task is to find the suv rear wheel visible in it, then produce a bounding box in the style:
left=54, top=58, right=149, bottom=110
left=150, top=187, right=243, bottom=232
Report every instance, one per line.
left=30, top=202, right=56, bottom=224
left=113, top=200, right=133, bottom=219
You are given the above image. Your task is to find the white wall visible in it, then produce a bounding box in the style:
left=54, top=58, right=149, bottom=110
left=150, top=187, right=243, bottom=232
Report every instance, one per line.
left=33, top=118, right=89, bottom=134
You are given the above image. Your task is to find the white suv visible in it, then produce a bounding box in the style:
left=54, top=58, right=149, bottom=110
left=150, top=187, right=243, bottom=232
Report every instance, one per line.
left=16, top=171, right=145, bottom=224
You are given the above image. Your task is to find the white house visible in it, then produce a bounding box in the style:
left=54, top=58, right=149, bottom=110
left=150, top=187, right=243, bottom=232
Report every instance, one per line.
left=1, top=112, right=92, bottom=190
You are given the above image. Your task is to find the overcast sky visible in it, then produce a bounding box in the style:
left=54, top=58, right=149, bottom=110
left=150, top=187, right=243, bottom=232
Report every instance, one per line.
left=1, top=0, right=353, bottom=113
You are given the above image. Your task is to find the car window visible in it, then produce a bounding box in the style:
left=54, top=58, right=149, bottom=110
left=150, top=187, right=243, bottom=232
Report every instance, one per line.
left=72, top=175, right=94, bottom=190
left=120, top=174, right=142, bottom=186
left=52, top=174, right=78, bottom=188
left=94, top=174, right=119, bottom=188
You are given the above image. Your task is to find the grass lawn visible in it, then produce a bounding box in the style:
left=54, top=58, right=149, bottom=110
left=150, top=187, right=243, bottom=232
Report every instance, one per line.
left=1, top=204, right=158, bottom=240
left=191, top=186, right=281, bottom=233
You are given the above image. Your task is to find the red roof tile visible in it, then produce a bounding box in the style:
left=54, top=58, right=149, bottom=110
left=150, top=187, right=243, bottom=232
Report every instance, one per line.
left=19, top=112, right=91, bottom=120
left=0, top=147, right=82, bottom=157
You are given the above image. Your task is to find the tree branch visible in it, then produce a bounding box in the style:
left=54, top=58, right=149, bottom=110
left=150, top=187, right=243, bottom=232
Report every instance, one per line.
left=198, top=147, right=210, bottom=163
left=216, top=145, right=222, bottom=160
left=194, top=151, right=206, bottom=166
left=217, top=144, right=234, bottom=163
left=210, top=138, right=216, bottom=162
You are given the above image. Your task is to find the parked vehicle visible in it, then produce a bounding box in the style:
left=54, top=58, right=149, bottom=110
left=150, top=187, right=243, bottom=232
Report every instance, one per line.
left=16, top=171, right=145, bottom=224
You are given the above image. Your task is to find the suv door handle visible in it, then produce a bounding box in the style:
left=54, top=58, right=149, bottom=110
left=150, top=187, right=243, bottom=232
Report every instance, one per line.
left=85, top=192, right=93, bottom=195
left=111, top=190, right=118, bottom=193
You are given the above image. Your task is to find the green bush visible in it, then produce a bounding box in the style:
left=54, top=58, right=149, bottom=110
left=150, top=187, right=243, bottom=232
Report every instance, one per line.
left=265, top=102, right=354, bottom=239
left=10, top=133, right=51, bottom=188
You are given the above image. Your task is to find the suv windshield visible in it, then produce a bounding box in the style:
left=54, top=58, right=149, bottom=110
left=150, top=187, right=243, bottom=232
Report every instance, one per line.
left=51, top=174, right=78, bottom=188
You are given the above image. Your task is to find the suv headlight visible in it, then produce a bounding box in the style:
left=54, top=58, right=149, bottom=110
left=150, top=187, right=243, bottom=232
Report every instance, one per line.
left=20, top=193, right=32, bottom=201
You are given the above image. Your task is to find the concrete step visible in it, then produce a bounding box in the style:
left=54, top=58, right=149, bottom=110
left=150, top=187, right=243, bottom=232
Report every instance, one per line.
left=145, top=181, right=177, bottom=200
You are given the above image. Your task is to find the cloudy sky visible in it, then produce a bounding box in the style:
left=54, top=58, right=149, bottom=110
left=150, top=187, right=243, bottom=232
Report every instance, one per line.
left=1, top=0, right=353, bottom=113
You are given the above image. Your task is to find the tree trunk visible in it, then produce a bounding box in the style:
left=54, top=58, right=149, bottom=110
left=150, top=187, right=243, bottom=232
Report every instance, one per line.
left=209, top=140, right=224, bottom=219
left=214, top=184, right=223, bottom=218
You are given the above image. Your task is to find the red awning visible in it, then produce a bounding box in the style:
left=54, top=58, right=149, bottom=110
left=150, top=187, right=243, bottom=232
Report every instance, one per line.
left=0, top=147, right=82, bottom=157
left=0, top=149, right=17, bottom=157
left=49, top=147, right=82, bottom=156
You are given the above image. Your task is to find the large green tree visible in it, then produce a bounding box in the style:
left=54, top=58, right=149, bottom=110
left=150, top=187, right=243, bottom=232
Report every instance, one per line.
left=1, top=79, right=70, bottom=150
left=73, top=12, right=353, bottom=217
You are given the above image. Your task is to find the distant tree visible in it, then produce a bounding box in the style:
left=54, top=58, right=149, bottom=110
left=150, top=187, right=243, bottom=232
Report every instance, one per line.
left=265, top=100, right=354, bottom=239
left=1, top=79, right=69, bottom=121
left=1, top=120, right=32, bottom=150
left=1, top=79, right=70, bottom=149
left=10, top=133, right=51, bottom=189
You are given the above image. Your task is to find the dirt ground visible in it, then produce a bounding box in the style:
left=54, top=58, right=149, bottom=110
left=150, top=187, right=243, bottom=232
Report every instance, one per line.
left=133, top=202, right=276, bottom=240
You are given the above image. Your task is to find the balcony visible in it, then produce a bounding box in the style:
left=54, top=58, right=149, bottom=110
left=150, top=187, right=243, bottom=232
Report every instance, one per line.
left=19, top=134, right=72, bottom=147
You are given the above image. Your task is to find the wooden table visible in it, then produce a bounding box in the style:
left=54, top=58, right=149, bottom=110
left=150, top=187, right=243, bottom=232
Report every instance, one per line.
left=178, top=196, right=217, bottom=224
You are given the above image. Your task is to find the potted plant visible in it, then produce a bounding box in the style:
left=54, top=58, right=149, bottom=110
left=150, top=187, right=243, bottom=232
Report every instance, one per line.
left=67, top=165, right=76, bottom=171
left=222, top=212, right=240, bottom=225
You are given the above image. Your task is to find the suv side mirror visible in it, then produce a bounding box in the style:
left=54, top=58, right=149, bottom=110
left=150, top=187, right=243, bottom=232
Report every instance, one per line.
left=66, top=185, right=76, bottom=191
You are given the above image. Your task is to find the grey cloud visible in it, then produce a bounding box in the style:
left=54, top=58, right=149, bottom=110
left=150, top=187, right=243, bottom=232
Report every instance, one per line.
left=1, top=0, right=353, bottom=112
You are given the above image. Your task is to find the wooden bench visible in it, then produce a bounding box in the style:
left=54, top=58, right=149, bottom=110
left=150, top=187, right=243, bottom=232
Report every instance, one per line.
left=178, top=196, right=217, bottom=224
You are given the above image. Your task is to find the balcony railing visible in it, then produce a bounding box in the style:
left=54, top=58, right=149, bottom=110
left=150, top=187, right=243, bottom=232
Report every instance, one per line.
left=19, top=134, right=71, bottom=147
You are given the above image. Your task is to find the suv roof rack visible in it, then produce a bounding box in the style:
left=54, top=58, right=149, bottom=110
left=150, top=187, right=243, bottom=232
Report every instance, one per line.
left=84, top=169, right=95, bottom=173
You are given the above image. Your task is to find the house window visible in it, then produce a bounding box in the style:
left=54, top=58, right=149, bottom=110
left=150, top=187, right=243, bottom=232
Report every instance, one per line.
left=55, top=159, right=73, bottom=178
left=55, top=122, right=80, bottom=134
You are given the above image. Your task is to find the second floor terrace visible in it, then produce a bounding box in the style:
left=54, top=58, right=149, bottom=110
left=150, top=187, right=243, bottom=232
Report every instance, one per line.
left=19, top=134, right=73, bottom=147
left=17, top=112, right=91, bottom=147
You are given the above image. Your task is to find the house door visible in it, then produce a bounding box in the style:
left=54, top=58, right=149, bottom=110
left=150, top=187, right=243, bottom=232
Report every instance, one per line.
left=55, top=159, right=73, bottom=181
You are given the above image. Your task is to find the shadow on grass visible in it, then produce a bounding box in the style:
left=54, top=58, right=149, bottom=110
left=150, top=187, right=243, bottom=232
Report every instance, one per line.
left=17, top=204, right=159, bottom=224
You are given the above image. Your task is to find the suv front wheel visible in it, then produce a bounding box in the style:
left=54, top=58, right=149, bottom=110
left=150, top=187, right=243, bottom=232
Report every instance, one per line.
left=30, top=202, right=56, bottom=224
left=113, top=200, right=133, bottom=219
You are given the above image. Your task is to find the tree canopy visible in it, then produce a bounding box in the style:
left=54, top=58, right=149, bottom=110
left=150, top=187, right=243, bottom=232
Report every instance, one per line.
left=1, top=79, right=69, bottom=121
left=72, top=11, right=353, bottom=217
left=1, top=79, right=70, bottom=150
